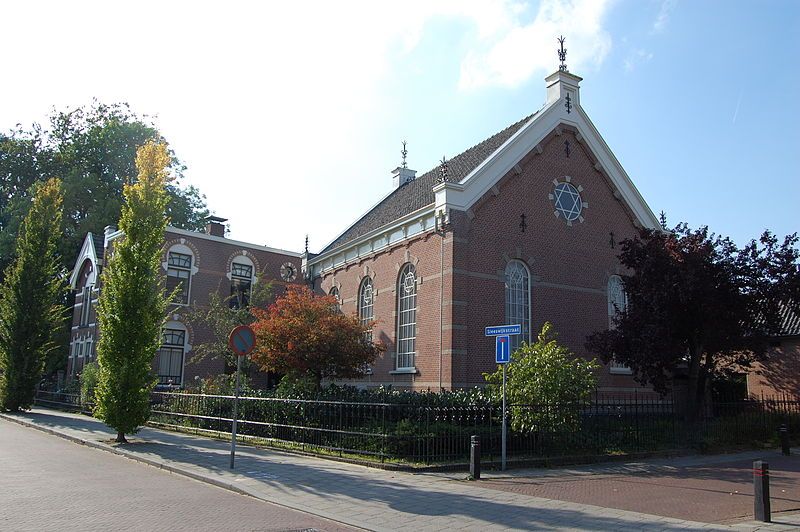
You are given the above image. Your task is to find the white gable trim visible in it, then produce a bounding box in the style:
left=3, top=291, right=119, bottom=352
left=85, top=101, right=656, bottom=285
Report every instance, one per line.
left=433, top=100, right=659, bottom=230
left=69, top=233, right=99, bottom=289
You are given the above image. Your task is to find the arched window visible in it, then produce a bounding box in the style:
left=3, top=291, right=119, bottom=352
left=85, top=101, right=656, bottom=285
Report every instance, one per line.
left=166, top=245, right=194, bottom=305
left=505, top=260, right=531, bottom=351
left=607, top=275, right=632, bottom=374
left=607, top=275, right=627, bottom=329
left=396, top=264, right=417, bottom=369
left=158, top=323, right=187, bottom=386
left=230, top=255, right=255, bottom=309
left=358, top=277, right=374, bottom=341
left=329, top=286, right=341, bottom=313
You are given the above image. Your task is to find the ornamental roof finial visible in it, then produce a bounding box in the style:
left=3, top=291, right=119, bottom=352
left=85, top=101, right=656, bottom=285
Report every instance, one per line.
left=557, top=35, right=568, bottom=72
left=437, top=155, right=450, bottom=184
left=401, top=140, right=408, bottom=169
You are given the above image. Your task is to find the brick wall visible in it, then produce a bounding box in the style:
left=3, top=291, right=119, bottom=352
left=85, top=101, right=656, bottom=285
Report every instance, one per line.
left=67, top=229, right=302, bottom=388
left=317, top=127, right=653, bottom=392
left=746, top=337, right=800, bottom=397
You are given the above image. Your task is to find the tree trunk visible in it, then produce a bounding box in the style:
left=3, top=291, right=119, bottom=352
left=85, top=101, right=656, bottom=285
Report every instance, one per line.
left=685, top=344, right=705, bottom=427
left=116, top=431, right=127, bottom=443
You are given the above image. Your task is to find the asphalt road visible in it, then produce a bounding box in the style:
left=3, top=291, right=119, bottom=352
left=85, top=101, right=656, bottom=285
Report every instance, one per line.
left=0, top=419, right=357, bottom=532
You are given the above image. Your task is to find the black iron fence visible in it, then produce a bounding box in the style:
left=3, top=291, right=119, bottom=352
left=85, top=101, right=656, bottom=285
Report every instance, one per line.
left=34, top=388, right=799, bottom=466
left=146, top=391, right=800, bottom=465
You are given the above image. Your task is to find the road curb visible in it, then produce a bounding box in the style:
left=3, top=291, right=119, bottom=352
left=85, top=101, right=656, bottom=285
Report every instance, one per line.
left=0, top=412, right=369, bottom=531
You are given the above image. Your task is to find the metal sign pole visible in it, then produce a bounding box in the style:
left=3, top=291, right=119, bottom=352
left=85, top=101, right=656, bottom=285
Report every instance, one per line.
left=502, top=363, right=507, bottom=471
left=230, top=353, right=242, bottom=469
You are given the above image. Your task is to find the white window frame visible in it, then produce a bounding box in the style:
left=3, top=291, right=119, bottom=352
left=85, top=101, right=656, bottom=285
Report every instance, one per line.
left=329, top=286, right=341, bottom=313
left=79, top=285, right=92, bottom=327
left=396, top=264, right=417, bottom=370
left=165, top=245, right=194, bottom=306
left=158, top=326, right=187, bottom=386
left=505, top=260, right=531, bottom=351
left=230, top=257, right=255, bottom=308
left=358, top=277, right=374, bottom=334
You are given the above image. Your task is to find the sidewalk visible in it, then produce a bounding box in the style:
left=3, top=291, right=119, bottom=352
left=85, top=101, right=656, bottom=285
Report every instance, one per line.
left=2, top=408, right=797, bottom=531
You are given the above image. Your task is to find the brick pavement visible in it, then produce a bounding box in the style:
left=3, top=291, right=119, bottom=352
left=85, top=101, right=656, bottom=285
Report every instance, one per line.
left=467, top=453, right=800, bottom=524
left=2, top=408, right=799, bottom=531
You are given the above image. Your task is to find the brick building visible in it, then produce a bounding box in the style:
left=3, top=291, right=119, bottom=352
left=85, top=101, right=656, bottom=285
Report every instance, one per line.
left=306, top=69, right=660, bottom=392
left=745, top=303, right=800, bottom=397
left=67, top=217, right=302, bottom=386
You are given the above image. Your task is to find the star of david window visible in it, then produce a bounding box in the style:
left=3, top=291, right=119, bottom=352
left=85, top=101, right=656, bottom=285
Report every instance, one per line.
left=549, top=178, right=586, bottom=226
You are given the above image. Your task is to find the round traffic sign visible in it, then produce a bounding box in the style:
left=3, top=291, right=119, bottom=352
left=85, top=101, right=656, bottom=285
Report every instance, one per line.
left=228, top=325, right=256, bottom=356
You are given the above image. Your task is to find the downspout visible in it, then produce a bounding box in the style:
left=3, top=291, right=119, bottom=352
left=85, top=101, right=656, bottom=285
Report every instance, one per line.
left=436, top=210, right=449, bottom=392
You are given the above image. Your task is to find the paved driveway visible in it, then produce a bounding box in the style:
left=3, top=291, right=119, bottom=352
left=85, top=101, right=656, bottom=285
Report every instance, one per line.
left=473, top=452, right=800, bottom=524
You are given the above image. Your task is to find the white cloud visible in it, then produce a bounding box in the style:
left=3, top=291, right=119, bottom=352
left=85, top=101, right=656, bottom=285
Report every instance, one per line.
left=458, top=0, right=614, bottom=90
left=652, top=0, right=677, bottom=34
left=1, top=0, right=617, bottom=252
left=624, top=48, right=654, bottom=72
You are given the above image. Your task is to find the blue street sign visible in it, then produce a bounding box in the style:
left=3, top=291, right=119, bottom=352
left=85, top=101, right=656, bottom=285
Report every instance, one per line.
left=485, top=324, right=522, bottom=337
left=496, top=335, right=511, bottom=363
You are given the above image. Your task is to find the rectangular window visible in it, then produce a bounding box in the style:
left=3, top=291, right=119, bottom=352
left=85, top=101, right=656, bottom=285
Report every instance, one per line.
left=230, top=262, right=253, bottom=309
left=80, top=286, right=92, bottom=327
left=167, top=252, right=192, bottom=304
left=158, top=328, right=185, bottom=385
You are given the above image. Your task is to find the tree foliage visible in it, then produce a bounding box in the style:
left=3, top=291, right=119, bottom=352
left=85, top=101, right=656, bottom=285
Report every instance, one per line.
left=586, top=225, right=799, bottom=419
left=0, top=102, right=208, bottom=278
left=485, top=322, right=598, bottom=432
left=0, top=178, right=67, bottom=411
left=188, top=279, right=273, bottom=373
left=250, top=285, right=384, bottom=389
left=94, top=141, right=172, bottom=442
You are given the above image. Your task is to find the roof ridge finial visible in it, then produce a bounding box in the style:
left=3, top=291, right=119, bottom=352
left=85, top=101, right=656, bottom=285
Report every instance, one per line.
left=557, top=35, right=568, bottom=72
left=437, top=155, right=450, bottom=184
left=401, top=140, right=408, bottom=169
left=304, top=234, right=309, bottom=254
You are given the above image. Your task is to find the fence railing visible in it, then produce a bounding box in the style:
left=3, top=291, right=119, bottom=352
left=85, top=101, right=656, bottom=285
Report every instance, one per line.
left=147, top=391, right=800, bottom=465
left=34, top=388, right=800, bottom=466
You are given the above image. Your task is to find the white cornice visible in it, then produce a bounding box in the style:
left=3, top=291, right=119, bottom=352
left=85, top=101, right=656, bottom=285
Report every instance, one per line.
left=165, top=227, right=303, bottom=258
left=308, top=203, right=437, bottom=277
left=435, top=99, right=659, bottom=230
left=69, top=233, right=99, bottom=289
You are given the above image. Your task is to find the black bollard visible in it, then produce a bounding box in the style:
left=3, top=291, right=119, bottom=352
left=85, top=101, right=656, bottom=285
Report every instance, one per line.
left=779, top=424, right=790, bottom=456
left=753, top=460, right=771, bottom=523
left=470, top=435, right=481, bottom=480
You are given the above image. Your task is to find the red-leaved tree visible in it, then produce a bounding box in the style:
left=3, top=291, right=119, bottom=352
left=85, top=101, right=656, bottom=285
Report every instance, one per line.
left=250, top=285, right=384, bottom=389
left=586, top=225, right=799, bottom=421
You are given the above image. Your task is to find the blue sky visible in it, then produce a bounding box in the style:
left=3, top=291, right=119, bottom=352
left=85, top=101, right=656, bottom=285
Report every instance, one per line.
left=2, top=1, right=798, bottom=251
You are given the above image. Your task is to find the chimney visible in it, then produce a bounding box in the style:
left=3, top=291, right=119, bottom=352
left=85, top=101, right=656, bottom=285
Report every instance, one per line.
left=392, top=167, right=416, bottom=189
left=204, top=216, right=228, bottom=237
left=103, top=225, right=116, bottom=249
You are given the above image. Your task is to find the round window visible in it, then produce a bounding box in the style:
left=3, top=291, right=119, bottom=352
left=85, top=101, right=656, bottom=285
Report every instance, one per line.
left=548, top=178, right=588, bottom=226
left=552, top=181, right=583, bottom=223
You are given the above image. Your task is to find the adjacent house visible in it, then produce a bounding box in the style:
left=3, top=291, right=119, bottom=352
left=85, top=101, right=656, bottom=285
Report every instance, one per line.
left=67, top=216, right=302, bottom=387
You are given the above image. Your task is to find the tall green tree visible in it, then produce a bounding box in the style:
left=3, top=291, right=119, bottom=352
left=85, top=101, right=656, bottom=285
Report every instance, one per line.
left=0, top=102, right=209, bottom=278
left=0, top=178, right=66, bottom=411
left=586, top=225, right=799, bottom=421
left=94, top=141, right=172, bottom=443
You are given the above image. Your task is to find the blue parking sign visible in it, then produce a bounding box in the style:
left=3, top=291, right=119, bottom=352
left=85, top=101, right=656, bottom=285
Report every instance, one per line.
left=496, top=335, right=511, bottom=363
